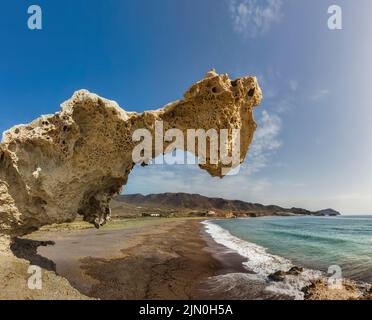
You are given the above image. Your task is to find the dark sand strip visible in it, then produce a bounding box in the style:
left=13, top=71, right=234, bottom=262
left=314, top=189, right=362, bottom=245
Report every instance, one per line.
left=30, top=218, right=245, bottom=299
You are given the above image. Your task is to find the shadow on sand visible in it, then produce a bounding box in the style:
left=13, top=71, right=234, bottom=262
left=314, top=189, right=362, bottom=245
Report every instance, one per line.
left=10, top=238, right=57, bottom=272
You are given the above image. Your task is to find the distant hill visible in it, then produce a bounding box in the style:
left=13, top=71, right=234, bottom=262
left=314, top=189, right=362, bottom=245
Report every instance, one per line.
left=111, top=193, right=341, bottom=218
left=313, top=209, right=341, bottom=216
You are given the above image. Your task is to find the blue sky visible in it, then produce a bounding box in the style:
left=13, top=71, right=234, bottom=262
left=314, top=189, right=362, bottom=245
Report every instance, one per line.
left=1, top=1, right=372, bottom=213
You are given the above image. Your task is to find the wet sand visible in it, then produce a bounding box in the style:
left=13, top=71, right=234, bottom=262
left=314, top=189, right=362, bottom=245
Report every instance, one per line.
left=28, top=218, right=245, bottom=299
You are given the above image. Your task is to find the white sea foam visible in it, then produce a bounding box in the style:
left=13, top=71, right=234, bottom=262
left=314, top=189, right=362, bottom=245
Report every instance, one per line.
left=202, top=220, right=293, bottom=275
left=202, top=220, right=323, bottom=300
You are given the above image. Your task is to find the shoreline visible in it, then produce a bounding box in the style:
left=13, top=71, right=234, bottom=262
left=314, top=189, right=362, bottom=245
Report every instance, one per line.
left=2, top=217, right=371, bottom=300
left=203, top=219, right=372, bottom=300
left=26, top=217, right=267, bottom=299
left=29, top=218, right=231, bottom=299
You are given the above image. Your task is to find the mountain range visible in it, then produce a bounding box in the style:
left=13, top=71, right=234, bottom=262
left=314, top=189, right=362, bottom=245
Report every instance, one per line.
left=111, top=193, right=341, bottom=218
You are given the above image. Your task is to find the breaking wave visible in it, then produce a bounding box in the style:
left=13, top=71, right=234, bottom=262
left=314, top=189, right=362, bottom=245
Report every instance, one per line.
left=202, top=220, right=323, bottom=300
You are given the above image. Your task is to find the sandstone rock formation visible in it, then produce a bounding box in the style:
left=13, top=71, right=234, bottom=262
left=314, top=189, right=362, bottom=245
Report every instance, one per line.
left=0, top=70, right=262, bottom=246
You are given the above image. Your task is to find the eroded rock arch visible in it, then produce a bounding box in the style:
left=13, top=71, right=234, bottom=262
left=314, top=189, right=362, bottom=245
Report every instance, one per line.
left=0, top=70, right=262, bottom=247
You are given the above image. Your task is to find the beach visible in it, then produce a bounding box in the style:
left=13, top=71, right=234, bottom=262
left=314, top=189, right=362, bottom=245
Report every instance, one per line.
left=1, top=217, right=370, bottom=300
left=19, top=218, right=236, bottom=299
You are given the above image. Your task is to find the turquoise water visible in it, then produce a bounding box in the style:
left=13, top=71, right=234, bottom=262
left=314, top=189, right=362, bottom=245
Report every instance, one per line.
left=212, top=216, right=372, bottom=282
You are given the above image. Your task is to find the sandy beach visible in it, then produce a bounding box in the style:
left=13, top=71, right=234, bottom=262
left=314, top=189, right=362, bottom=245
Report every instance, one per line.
left=1, top=217, right=370, bottom=300
left=19, top=218, right=240, bottom=299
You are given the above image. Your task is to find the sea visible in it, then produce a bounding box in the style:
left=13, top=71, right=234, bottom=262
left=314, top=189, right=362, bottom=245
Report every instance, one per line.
left=202, top=216, right=372, bottom=299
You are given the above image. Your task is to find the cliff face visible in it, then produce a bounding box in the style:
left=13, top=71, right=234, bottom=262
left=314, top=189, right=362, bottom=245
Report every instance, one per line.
left=0, top=70, right=262, bottom=241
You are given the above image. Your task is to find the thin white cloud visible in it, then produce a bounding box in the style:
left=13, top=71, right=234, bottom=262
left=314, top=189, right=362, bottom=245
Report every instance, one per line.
left=289, top=80, right=298, bottom=92
left=228, top=0, right=284, bottom=37
left=275, top=96, right=295, bottom=113
left=245, top=110, right=282, bottom=174
left=310, top=89, right=330, bottom=101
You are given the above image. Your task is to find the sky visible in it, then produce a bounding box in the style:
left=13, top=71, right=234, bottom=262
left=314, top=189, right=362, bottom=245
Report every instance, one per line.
left=1, top=0, right=372, bottom=214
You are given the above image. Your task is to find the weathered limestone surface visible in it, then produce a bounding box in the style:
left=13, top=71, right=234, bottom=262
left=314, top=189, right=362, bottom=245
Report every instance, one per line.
left=0, top=70, right=262, bottom=242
